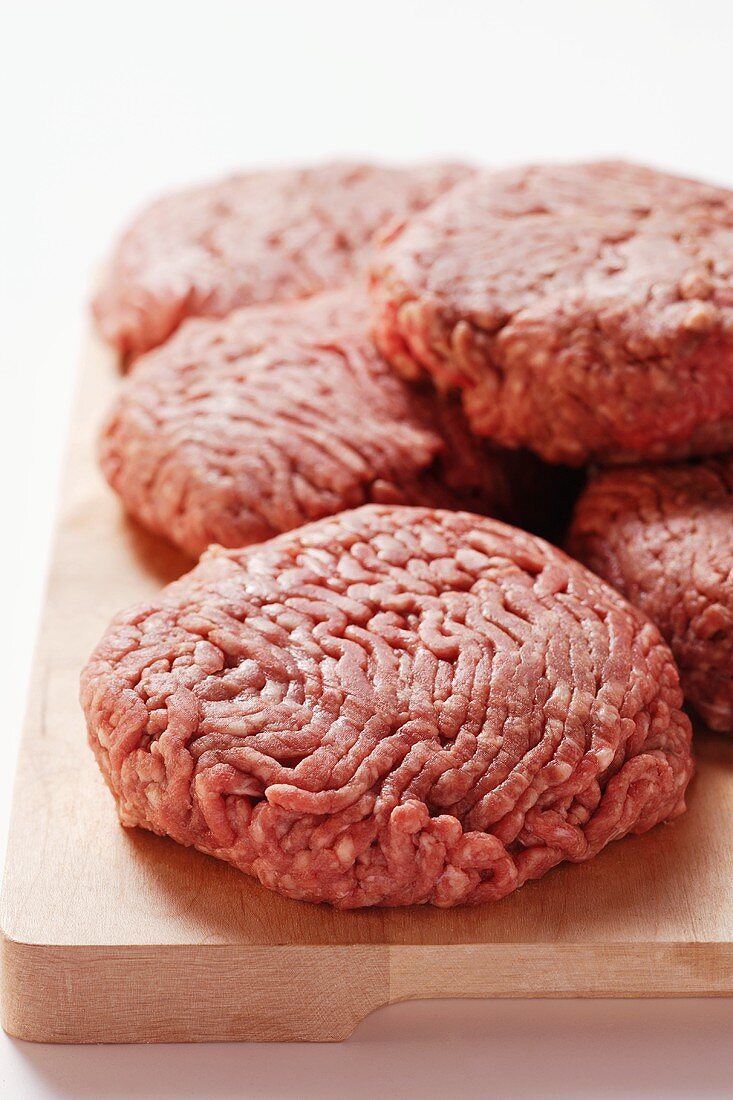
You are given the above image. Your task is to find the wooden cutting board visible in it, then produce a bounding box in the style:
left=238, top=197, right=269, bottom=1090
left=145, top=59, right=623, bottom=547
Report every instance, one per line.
left=1, top=333, right=732, bottom=1044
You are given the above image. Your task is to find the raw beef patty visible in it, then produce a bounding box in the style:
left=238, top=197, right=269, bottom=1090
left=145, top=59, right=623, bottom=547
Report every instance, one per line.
left=568, top=459, right=733, bottom=733
left=80, top=505, right=693, bottom=908
left=94, top=161, right=472, bottom=357
left=371, top=160, right=733, bottom=465
left=99, top=291, right=559, bottom=558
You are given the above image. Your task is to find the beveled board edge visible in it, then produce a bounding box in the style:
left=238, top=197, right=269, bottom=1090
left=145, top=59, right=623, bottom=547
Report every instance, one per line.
left=2, top=937, right=732, bottom=1044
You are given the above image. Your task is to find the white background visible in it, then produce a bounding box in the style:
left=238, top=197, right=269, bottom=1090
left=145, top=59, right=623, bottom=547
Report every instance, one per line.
left=1, top=0, right=732, bottom=1095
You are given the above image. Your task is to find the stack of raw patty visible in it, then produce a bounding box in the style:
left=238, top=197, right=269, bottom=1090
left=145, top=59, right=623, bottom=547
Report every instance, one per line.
left=82, top=157, right=733, bottom=908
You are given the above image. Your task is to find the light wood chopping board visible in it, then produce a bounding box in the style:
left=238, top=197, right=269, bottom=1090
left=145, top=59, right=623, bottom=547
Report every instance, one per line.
left=1, top=333, right=732, bottom=1044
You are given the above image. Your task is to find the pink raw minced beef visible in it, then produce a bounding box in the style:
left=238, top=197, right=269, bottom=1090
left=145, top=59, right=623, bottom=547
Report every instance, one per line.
left=80, top=505, right=693, bottom=908
left=94, top=161, right=473, bottom=357
left=98, top=290, right=563, bottom=558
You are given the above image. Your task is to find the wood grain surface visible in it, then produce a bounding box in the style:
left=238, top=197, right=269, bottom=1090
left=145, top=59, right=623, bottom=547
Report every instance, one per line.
left=1, top=333, right=732, bottom=1043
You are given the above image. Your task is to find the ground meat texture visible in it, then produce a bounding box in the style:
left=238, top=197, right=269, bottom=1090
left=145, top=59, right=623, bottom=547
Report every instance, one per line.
left=99, top=291, right=562, bottom=559
left=568, top=460, right=733, bottom=734
left=93, top=161, right=472, bottom=357
left=80, top=505, right=693, bottom=908
left=370, top=160, right=733, bottom=466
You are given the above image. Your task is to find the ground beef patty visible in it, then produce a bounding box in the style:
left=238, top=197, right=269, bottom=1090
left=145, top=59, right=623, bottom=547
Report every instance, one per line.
left=370, top=160, right=733, bottom=465
left=80, top=505, right=693, bottom=908
left=93, top=161, right=472, bottom=357
left=99, top=291, right=561, bottom=559
left=568, top=460, right=733, bottom=734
